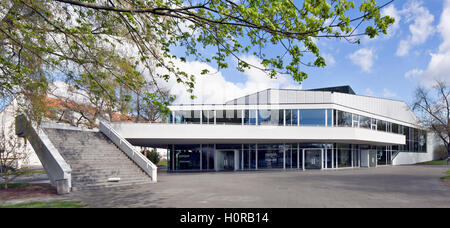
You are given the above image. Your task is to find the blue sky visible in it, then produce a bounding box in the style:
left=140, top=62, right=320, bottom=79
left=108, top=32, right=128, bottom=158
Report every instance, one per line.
left=165, top=0, right=450, bottom=106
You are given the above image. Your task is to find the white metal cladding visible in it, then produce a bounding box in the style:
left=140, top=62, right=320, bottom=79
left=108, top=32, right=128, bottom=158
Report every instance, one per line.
left=182, top=89, right=420, bottom=126
left=111, top=123, right=405, bottom=146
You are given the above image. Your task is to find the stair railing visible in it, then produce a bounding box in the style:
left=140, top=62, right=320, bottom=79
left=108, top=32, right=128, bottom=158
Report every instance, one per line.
left=99, top=121, right=157, bottom=183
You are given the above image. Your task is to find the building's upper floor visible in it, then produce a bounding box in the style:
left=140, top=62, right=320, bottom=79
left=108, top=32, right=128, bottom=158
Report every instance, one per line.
left=167, top=86, right=426, bottom=152
left=169, top=86, right=420, bottom=128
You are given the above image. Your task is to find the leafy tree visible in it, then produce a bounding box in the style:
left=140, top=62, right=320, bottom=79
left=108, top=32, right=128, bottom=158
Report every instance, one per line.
left=145, top=149, right=161, bottom=165
left=413, top=80, right=450, bottom=161
left=0, top=0, right=395, bottom=119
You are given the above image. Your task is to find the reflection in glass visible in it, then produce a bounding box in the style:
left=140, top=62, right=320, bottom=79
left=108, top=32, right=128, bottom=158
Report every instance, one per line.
left=244, top=110, right=257, bottom=125
left=359, top=116, right=371, bottom=129
left=258, top=109, right=282, bottom=125
left=337, top=111, right=352, bottom=127
left=300, top=109, right=325, bottom=126
left=216, top=110, right=242, bottom=125
left=327, top=109, right=332, bottom=126
left=257, top=144, right=284, bottom=169
left=174, top=144, right=201, bottom=170
left=202, top=110, right=214, bottom=124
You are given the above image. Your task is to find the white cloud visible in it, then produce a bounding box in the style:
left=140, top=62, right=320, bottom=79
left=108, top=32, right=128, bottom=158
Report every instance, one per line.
left=158, top=55, right=302, bottom=104
left=364, top=88, right=375, bottom=96
left=404, top=68, right=424, bottom=79
left=322, top=53, right=336, bottom=67
left=48, top=81, right=91, bottom=104
left=381, top=4, right=401, bottom=36
left=382, top=88, right=397, bottom=98
left=396, top=1, right=435, bottom=56
left=348, top=48, right=376, bottom=72
left=404, top=0, right=450, bottom=87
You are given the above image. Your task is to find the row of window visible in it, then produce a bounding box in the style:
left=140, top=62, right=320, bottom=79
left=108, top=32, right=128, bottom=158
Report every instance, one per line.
left=335, top=110, right=427, bottom=152
left=169, top=109, right=427, bottom=152
left=170, top=109, right=333, bottom=126
left=167, top=143, right=393, bottom=171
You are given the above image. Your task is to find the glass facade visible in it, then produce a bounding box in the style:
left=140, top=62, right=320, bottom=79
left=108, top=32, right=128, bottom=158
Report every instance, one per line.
left=173, top=144, right=201, bottom=170
left=257, top=144, right=284, bottom=169
left=169, top=108, right=427, bottom=153
left=257, top=109, right=283, bottom=126
left=167, top=142, right=401, bottom=172
left=300, top=109, right=325, bottom=126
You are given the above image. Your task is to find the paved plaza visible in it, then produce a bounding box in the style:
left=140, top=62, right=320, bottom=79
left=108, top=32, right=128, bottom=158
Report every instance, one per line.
left=60, top=165, right=450, bottom=208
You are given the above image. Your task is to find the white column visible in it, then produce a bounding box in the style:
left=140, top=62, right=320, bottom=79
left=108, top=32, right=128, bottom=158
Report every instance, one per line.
left=321, top=149, right=324, bottom=170
left=302, top=149, right=305, bottom=170
left=297, top=144, right=300, bottom=169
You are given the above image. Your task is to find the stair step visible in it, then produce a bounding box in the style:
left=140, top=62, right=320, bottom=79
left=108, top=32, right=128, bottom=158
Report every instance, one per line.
left=43, top=128, right=153, bottom=191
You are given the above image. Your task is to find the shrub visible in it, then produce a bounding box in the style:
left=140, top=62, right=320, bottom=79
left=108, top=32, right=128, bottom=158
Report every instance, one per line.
left=434, top=145, right=448, bottom=160
left=145, top=149, right=161, bottom=165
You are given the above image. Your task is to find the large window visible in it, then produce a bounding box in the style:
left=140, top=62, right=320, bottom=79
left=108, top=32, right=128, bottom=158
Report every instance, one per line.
left=285, top=143, right=299, bottom=169
left=257, top=144, right=284, bottom=169
left=258, top=109, right=282, bottom=125
left=174, top=110, right=200, bottom=124
left=377, top=119, right=387, bottom=132
left=327, top=109, right=332, bottom=126
left=285, top=109, right=298, bottom=126
left=377, top=146, right=387, bottom=165
left=244, top=110, right=257, bottom=125
left=337, top=111, right=352, bottom=127
left=359, top=116, right=371, bottom=129
left=336, top=144, right=352, bottom=168
left=300, top=109, right=325, bottom=126
left=243, top=144, right=257, bottom=169
left=201, top=144, right=215, bottom=170
left=216, top=110, right=242, bottom=125
left=202, top=110, right=214, bottom=124
left=174, top=144, right=201, bottom=170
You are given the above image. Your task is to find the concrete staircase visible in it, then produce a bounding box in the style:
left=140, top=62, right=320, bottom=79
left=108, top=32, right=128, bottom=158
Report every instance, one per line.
left=44, top=128, right=152, bottom=191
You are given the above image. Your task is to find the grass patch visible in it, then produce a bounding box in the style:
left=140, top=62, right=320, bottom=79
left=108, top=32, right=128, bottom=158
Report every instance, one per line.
left=416, top=159, right=449, bottom=165
left=441, top=170, right=450, bottom=180
left=0, top=201, right=85, bottom=208
left=0, top=183, right=30, bottom=189
left=157, top=160, right=167, bottom=166
left=21, top=170, right=46, bottom=175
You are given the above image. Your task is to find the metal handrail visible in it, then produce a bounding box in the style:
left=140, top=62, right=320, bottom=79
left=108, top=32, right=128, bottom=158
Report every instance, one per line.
left=99, top=121, right=157, bottom=182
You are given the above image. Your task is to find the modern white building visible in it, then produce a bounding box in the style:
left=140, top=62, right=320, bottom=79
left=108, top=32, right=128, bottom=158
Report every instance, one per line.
left=108, top=86, right=436, bottom=172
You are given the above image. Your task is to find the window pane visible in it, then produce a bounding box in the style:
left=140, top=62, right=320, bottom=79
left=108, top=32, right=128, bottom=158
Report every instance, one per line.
left=257, top=109, right=282, bottom=125
left=300, top=109, right=325, bottom=126
left=174, top=110, right=200, bottom=124
left=337, top=144, right=351, bottom=168
left=202, top=110, right=214, bottom=124
left=257, top=144, right=284, bottom=169
left=377, top=120, right=386, bottom=131
left=174, top=144, right=201, bottom=170
left=327, top=109, right=332, bottom=126
left=216, top=110, right=242, bottom=125
left=244, top=110, right=257, bottom=125
left=337, top=111, right=352, bottom=127
left=359, top=116, right=371, bottom=129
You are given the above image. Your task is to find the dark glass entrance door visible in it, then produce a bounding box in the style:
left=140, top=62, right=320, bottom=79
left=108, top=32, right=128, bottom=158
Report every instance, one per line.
left=222, top=151, right=235, bottom=171
left=304, top=149, right=323, bottom=169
